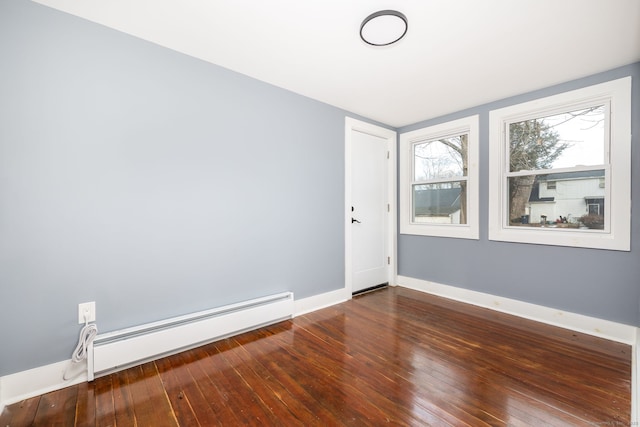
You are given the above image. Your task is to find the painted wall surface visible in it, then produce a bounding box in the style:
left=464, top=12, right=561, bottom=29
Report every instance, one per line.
left=398, top=63, right=640, bottom=327
left=1, top=0, right=637, bottom=381
left=0, top=0, right=352, bottom=376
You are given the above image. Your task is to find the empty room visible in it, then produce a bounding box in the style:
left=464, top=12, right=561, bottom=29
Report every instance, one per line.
left=1, top=0, right=639, bottom=425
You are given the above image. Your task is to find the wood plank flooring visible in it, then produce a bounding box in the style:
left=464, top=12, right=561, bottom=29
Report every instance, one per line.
left=0, top=286, right=631, bottom=426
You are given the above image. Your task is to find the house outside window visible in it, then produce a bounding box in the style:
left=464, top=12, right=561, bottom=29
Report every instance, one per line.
left=488, top=77, right=631, bottom=251
left=528, top=171, right=605, bottom=227
left=400, top=115, right=479, bottom=239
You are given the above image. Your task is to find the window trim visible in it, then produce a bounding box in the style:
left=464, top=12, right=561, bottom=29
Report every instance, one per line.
left=400, top=115, right=479, bottom=239
left=488, top=77, right=631, bottom=251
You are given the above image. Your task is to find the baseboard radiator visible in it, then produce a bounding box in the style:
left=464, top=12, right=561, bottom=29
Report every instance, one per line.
left=88, top=292, right=294, bottom=380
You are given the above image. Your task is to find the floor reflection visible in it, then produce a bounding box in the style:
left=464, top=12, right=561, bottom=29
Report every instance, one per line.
left=1, top=287, right=630, bottom=426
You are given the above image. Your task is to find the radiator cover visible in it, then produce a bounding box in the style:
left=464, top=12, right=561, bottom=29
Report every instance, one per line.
left=88, top=292, right=294, bottom=380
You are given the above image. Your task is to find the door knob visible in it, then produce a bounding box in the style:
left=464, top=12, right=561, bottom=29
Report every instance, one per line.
left=351, top=218, right=361, bottom=224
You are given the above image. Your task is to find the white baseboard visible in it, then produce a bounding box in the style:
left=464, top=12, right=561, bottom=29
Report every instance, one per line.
left=294, top=287, right=349, bottom=317
left=0, top=287, right=350, bottom=413
left=397, top=275, right=638, bottom=424
left=397, top=275, right=636, bottom=344
left=4, top=283, right=634, bottom=421
left=0, top=359, right=87, bottom=411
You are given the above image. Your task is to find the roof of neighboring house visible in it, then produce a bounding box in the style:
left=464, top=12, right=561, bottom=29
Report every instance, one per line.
left=529, top=180, right=555, bottom=203
left=538, top=170, right=605, bottom=181
left=414, top=187, right=461, bottom=216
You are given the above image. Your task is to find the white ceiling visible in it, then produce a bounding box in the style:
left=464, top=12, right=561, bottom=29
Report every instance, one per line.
left=33, top=0, right=640, bottom=128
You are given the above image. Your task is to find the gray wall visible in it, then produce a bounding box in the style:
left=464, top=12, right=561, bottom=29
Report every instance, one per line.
left=398, top=62, right=640, bottom=327
left=0, top=0, right=354, bottom=376
left=1, top=0, right=637, bottom=379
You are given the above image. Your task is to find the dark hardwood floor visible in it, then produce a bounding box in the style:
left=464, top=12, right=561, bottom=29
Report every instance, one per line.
left=0, top=287, right=631, bottom=426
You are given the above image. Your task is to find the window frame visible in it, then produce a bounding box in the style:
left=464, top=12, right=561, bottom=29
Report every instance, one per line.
left=488, top=77, right=631, bottom=251
left=400, top=115, right=479, bottom=239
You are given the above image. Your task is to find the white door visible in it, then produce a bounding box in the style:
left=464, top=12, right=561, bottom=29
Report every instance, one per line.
left=347, top=120, right=395, bottom=294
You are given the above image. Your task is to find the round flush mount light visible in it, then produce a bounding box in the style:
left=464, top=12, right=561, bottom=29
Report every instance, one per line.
left=360, top=10, right=408, bottom=46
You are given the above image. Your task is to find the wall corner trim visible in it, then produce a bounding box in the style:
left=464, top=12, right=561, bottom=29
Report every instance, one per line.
left=633, top=328, right=640, bottom=424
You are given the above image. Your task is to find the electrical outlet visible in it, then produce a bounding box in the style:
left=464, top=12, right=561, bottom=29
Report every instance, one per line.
left=78, top=301, right=96, bottom=324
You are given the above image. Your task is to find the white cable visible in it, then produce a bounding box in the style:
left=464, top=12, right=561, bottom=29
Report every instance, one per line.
left=63, top=314, right=98, bottom=381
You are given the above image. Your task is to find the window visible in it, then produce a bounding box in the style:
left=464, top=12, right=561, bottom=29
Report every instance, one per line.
left=400, top=115, right=479, bottom=239
left=489, top=77, right=631, bottom=251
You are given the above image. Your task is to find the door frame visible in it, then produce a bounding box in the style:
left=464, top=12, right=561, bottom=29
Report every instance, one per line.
left=345, top=117, right=397, bottom=297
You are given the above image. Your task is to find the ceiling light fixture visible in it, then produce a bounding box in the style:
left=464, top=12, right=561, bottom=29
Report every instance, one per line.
left=360, top=10, right=408, bottom=47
